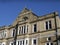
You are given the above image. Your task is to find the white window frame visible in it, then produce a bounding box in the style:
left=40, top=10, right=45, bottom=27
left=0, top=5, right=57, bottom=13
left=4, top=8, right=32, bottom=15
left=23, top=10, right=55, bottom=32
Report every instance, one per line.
left=11, top=28, right=15, bottom=37
left=2, top=42, right=6, bottom=45
left=23, top=25, right=25, bottom=34
left=18, top=27, right=21, bottom=35
left=32, top=38, right=38, bottom=45
left=9, top=42, right=14, bottom=45
left=32, top=23, right=37, bottom=33
left=17, top=39, right=24, bottom=45
left=11, top=29, right=13, bottom=37
left=17, top=38, right=29, bottom=45
left=47, top=37, right=51, bottom=41
left=3, top=30, right=7, bottom=38
left=18, top=26, right=22, bottom=35
left=25, top=38, right=29, bottom=45
left=45, top=21, right=52, bottom=30
left=22, top=26, right=24, bottom=34
left=16, top=40, right=20, bottom=45
left=26, top=25, right=28, bottom=33
left=45, top=42, right=53, bottom=45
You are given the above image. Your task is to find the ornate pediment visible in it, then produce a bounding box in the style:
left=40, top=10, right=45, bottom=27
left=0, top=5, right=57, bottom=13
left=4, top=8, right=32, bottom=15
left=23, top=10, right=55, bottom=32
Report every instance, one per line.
left=12, top=8, right=38, bottom=26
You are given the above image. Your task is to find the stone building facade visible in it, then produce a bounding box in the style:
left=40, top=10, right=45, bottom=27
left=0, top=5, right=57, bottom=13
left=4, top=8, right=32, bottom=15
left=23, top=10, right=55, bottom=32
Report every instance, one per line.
left=0, top=8, right=60, bottom=45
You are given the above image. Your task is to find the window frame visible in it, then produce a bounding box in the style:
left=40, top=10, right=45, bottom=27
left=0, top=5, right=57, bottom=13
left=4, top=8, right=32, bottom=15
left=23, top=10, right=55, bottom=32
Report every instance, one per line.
left=25, top=38, right=29, bottom=45
left=45, top=42, right=53, bottom=45
left=47, top=37, right=51, bottom=41
left=32, top=38, right=38, bottom=45
left=10, top=42, right=14, bottom=45
left=45, top=20, right=52, bottom=30
left=33, top=24, right=37, bottom=33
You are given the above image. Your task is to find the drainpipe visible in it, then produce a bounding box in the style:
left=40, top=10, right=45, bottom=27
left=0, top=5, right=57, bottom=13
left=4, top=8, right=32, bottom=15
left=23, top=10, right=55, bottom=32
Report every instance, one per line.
left=54, top=12, right=58, bottom=45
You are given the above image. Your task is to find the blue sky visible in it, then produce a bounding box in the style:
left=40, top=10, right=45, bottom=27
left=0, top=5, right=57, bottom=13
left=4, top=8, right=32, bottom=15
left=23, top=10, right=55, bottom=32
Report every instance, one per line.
left=0, top=0, right=60, bottom=26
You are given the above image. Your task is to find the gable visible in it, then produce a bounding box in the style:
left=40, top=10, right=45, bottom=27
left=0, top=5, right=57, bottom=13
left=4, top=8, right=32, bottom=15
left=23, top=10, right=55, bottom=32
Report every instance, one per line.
left=12, top=8, right=38, bottom=26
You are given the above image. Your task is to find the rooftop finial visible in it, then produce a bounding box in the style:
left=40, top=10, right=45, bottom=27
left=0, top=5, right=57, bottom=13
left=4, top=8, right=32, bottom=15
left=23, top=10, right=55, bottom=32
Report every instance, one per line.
left=24, top=6, right=27, bottom=9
